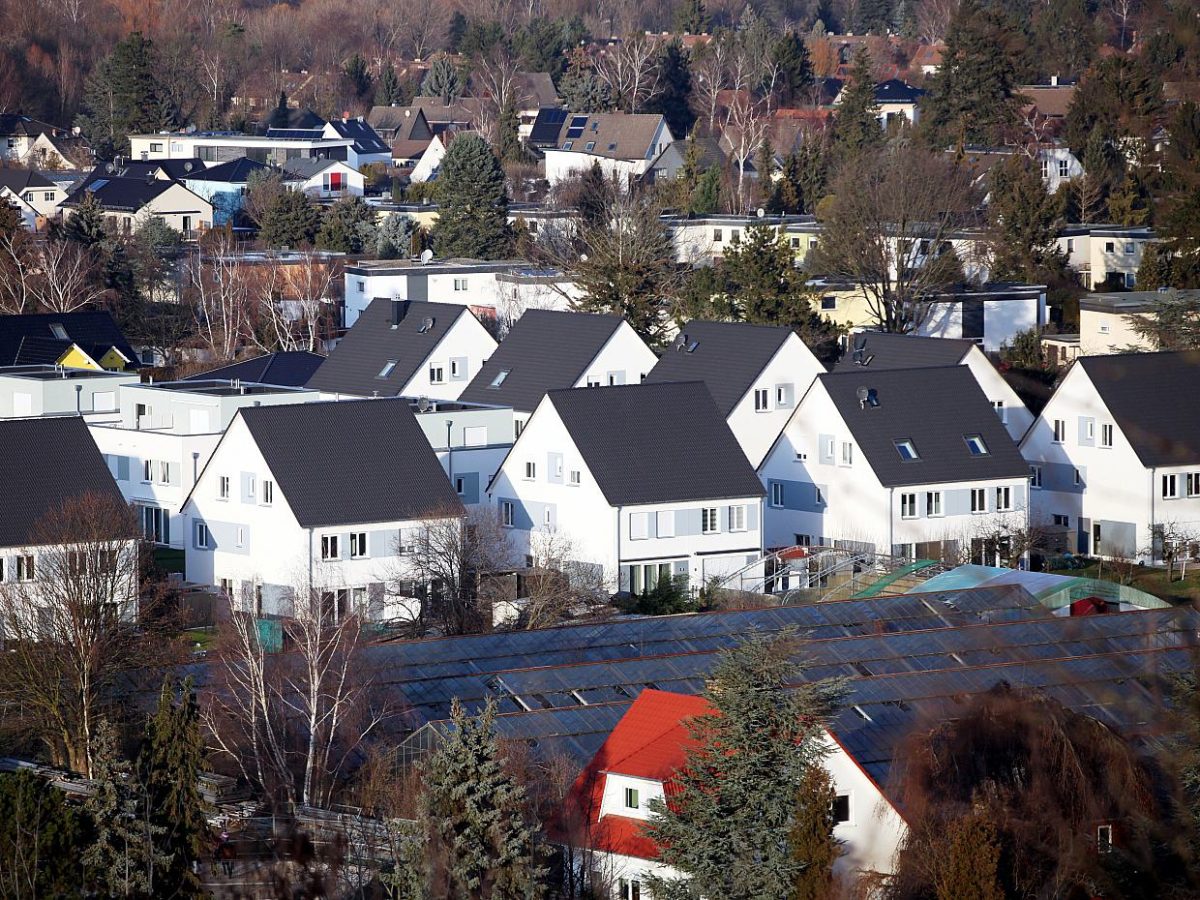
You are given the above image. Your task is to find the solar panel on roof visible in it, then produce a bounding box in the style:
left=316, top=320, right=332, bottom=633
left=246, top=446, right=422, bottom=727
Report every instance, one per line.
left=564, top=115, right=587, bottom=139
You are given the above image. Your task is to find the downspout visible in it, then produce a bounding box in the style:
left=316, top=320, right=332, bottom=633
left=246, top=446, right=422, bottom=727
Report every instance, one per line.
left=888, top=487, right=895, bottom=558
left=1150, top=466, right=1156, bottom=563
left=445, top=419, right=454, bottom=482
left=308, top=526, right=314, bottom=601
left=615, top=505, right=622, bottom=594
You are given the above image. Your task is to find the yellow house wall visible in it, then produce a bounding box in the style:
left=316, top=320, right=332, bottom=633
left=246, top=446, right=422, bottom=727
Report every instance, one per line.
left=56, top=345, right=101, bottom=370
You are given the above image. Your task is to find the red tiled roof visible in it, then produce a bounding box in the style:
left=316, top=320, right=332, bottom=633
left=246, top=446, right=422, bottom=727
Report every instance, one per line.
left=558, top=690, right=712, bottom=860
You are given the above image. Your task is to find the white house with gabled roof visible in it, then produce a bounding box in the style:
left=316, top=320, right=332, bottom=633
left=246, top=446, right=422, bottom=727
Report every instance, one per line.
left=487, top=382, right=765, bottom=595
left=760, top=367, right=1031, bottom=562
left=182, top=398, right=463, bottom=620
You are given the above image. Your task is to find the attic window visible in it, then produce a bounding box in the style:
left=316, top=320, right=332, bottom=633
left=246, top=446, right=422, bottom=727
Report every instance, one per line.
left=377, top=360, right=398, bottom=378
left=585, top=141, right=595, bottom=151
left=49, top=323, right=68, bottom=340
left=686, top=340, right=699, bottom=353
left=490, top=369, right=509, bottom=388
left=894, top=439, right=919, bottom=461
left=607, top=142, right=617, bottom=151
left=964, top=434, right=989, bottom=456
left=562, top=140, right=573, bottom=150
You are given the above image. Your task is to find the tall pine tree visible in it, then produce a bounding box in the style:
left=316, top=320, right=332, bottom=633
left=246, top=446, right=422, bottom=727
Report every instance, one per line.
left=431, top=134, right=512, bottom=259
left=63, top=192, right=110, bottom=246
left=833, top=49, right=882, bottom=157
left=77, top=33, right=171, bottom=159
left=421, top=56, right=462, bottom=105
left=987, top=155, right=1065, bottom=281
left=375, top=63, right=404, bottom=106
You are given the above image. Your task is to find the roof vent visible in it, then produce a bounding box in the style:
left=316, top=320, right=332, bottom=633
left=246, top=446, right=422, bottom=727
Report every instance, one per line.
left=417, top=396, right=431, bottom=412
left=851, top=333, right=874, bottom=366
left=673, top=332, right=688, bottom=352
left=857, top=386, right=879, bottom=409
left=418, top=316, right=434, bottom=333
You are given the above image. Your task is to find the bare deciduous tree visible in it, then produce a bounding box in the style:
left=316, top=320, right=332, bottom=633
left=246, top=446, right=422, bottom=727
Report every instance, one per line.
left=809, top=144, right=981, bottom=333
left=0, top=492, right=144, bottom=776
left=249, top=252, right=341, bottom=353
left=721, top=94, right=768, bottom=213
left=691, top=38, right=732, bottom=134
left=0, top=236, right=105, bottom=314
left=519, top=528, right=610, bottom=629
left=596, top=33, right=662, bottom=114
left=188, top=231, right=250, bottom=361
left=915, top=0, right=961, bottom=44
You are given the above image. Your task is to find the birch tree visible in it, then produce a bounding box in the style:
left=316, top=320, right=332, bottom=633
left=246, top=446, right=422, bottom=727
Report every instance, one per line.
left=188, top=232, right=250, bottom=362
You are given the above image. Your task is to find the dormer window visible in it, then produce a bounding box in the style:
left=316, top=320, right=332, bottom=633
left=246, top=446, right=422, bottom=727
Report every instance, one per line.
left=964, top=434, right=989, bottom=456
left=490, top=370, right=509, bottom=388
left=624, top=787, right=640, bottom=809
left=894, top=439, right=919, bottom=461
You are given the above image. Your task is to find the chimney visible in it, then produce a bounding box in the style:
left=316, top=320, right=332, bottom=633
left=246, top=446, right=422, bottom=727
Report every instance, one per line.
left=391, top=298, right=409, bottom=327
left=342, top=111, right=350, bottom=123
left=1050, top=74, right=1058, bottom=86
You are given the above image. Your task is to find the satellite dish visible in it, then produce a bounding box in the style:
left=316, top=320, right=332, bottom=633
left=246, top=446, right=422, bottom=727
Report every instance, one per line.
left=418, top=316, right=435, bottom=333
left=672, top=333, right=686, bottom=351
left=756, top=207, right=765, bottom=218
left=856, top=386, right=869, bottom=404
left=420, top=248, right=434, bottom=265
left=857, top=386, right=879, bottom=409
left=105, top=162, right=115, bottom=174
left=417, top=396, right=431, bottom=412
left=183, top=161, right=194, bottom=173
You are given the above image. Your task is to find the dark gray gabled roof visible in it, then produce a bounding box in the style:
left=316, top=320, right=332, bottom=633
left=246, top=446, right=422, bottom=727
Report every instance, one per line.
left=547, top=382, right=765, bottom=506
left=184, top=156, right=269, bottom=184
left=325, top=117, right=391, bottom=155
left=645, top=320, right=806, bottom=416
left=281, top=157, right=341, bottom=180
left=0, top=416, right=125, bottom=547
left=0, top=168, right=56, bottom=194
left=831, top=331, right=975, bottom=373
left=459, top=310, right=626, bottom=413
left=821, top=367, right=1028, bottom=488
left=1078, top=351, right=1200, bottom=467
left=0, top=311, right=139, bottom=368
left=238, top=399, right=463, bottom=528
left=306, top=300, right=470, bottom=397
left=186, top=351, right=325, bottom=387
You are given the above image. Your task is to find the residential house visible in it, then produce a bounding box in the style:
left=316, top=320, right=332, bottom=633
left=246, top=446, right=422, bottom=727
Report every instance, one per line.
left=488, top=381, right=765, bottom=593
left=559, top=689, right=906, bottom=894
left=408, top=398, right=517, bottom=509
left=181, top=398, right=463, bottom=619
left=0, top=365, right=137, bottom=418
left=665, top=214, right=822, bottom=265
left=1021, top=351, right=1200, bottom=561
left=0, top=416, right=139, bottom=613
left=543, top=113, right=675, bottom=187
left=1057, top=225, right=1155, bottom=290
left=320, top=116, right=393, bottom=168
left=528, top=108, right=570, bottom=151
left=368, top=105, right=435, bottom=143
left=345, top=256, right=582, bottom=330
left=759, top=367, right=1031, bottom=561
left=1076, top=290, right=1170, bottom=355
left=62, top=177, right=213, bottom=235
left=0, top=114, right=65, bottom=162
left=645, top=133, right=727, bottom=183
left=830, top=331, right=1033, bottom=441
left=0, top=169, right=67, bottom=229
left=0, top=311, right=140, bottom=371
left=185, top=351, right=327, bottom=388
left=183, top=156, right=270, bottom=226
left=409, top=131, right=458, bottom=184
left=1020, top=81, right=1076, bottom=129
left=458, top=309, right=657, bottom=435
left=129, top=131, right=355, bottom=169
left=645, top=321, right=827, bottom=467
left=88, top=379, right=320, bottom=549
left=810, top=281, right=1047, bottom=353
left=281, top=158, right=365, bottom=199
left=836, top=79, right=924, bottom=128
left=961, top=144, right=1083, bottom=195
left=306, top=299, right=497, bottom=402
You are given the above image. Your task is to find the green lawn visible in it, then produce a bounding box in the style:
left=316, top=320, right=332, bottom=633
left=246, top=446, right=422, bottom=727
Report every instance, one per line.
left=184, top=627, right=218, bottom=653
left=1047, top=561, right=1200, bottom=606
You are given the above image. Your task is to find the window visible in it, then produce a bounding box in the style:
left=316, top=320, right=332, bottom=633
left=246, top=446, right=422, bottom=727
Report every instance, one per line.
left=356, top=279, right=365, bottom=293
left=16, top=555, right=34, bottom=582
left=832, top=794, right=851, bottom=825
left=1084, top=418, right=1095, bottom=441
left=1105, top=241, right=1115, bottom=253
left=1188, top=473, right=1200, bottom=497
left=894, top=439, right=919, bottom=461
left=454, top=476, right=466, bottom=495
left=630, top=512, right=650, bottom=540
left=964, top=434, right=989, bottom=456
left=925, top=491, right=943, bottom=517
left=790, top=236, right=800, bottom=248
left=993, top=400, right=1006, bottom=423
left=776, top=385, right=791, bottom=406
left=771, top=482, right=784, bottom=507
left=450, top=359, right=461, bottom=379
left=996, top=486, right=1013, bottom=511
left=1053, top=514, right=1070, bottom=527
left=584, top=140, right=595, bottom=151
left=815, top=485, right=825, bottom=505
left=525, top=461, right=536, bottom=480
left=429, top=363, right=445, bottom=383
left=236, top=526, right=245, bottom=548
left=262, top=480, right=274, bottom=505
left=350, top=532, right=367, bottom=558
left=150, top=141, right=163, bottom=152
left=730, top=229, right=740, bottom=243
left=713, top=228, right=723, bottom=241
left=142, top=459, right=153, bottom=482
left=795, top=533, right=812, bottom=547
left=1099, top=322, right=1111, bottom=334
left=624, top=787, right=640, bottom=809
left=1163, top=474, right=1181, bottom=499
left=1058, top=159, right=1069, bottom=178
left=1052, top=419, right=1066, bottom=443
left=487, top=369, right=512, bottom=390
left=1097, top=824, right=1113, bottom=854
left=501, top=501, right=515, bottom=527
left=543, top=507, right=552, bottom=526
left=821, top=295, right=837, bottom=311
left=378, top=360, right=397, bottom=378
left=900, top=493, right=917, bottom=518
left=569, top=469, right=581, bottom=486
left=562, top=140, right=572, bottom=150
left=195, top=522, right=209, bottom=549
left=754, top=388, right=769, bottom=411
left=1124, top=242, right=1134, bottom=254
left=321, top=534, right=340, bottom=560
left=1066, top=238, right=1075, bottom=253
left=397, top=528, right=417, bottom=554
left=618, top=878, right=642, bottom=900
left=453, top=277, right=467, bottom=291
left=1040, top=158, right=1049, bottom=179
left=840, top=442, right=853, bottom=466
left=22, top=191, right=31, bottom=202
left=585, top=377, right=601, bottom=388
left=1074, top=467, right=1083, bottom=487
left=1031, top=465, right=1042, bottom=488
left=728, top=505, right=746, bottom=532
left=218, top=475, right=230, bottom=500
left=701, top=507, right=719, bottom=533
left=1101, top=424, right=1113, bottom=447
left=970, top=487, right=987, bottom=513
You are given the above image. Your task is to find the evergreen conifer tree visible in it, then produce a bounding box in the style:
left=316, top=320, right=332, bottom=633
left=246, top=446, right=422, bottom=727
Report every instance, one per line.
left=771, top=32, right=813, bottom=107
left=375, top=213, right=416, bottom=259
left=647, top=42, right=695, bottom=137
left=558, top=50, right=611, bottom=113
left=258, top=189, right=322, bottom=248
left=317, top=196, right=378, bottom=253
left=85, top=720, right=168, bottom=898
left=376, top=63, right=404, bottom=106
left=344, top=53, right=373, bottom=101
left=0, top=771, right=88, bottom=895
left=577, top=161, right=613, bottom=229
left=406, top=698, right=546, bottom=897
left=691, top=165, right=721, bottom=215
left=673, top=0, right=710, bottom=34
left=421, top=56, right=463, bottom=105
left=63, top=192, right=110, bottom=246
left=833, top=49, right=882, bottom=157
left=921, top=0, right=1020, bottom=148
left=987, top=155, right=1065, bottom=281
left=646, top=634, right=844, bottom=898
left=141, top=678, right=207, bottom=898
left=497, top=96, right=526, bottom=164
left=77, top=33, right=170, bottom=158
left=431, top=134, right=512, bottom=259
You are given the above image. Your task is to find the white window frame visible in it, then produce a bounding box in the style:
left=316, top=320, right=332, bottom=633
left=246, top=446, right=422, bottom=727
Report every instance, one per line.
left=524, top=461, right=536, bottom=480
left=900, top=493, right=917, bottom=519
left=349, top=531, right=367, bottom=559
left=1163, top=473, right=1181, bottom=499
left=15, top=554, right=34, bottom=582
left=925, top=491, right=943, bottom=517
left=321, top=534, right=340, bottom=560
left=754, top=388, right=769, bottom=412
left=501, top=501, right=515, bottom=528
left=840, top=442, right=853, bottom=466
left=624, top=787, right=640, bottom=809
left=995, top=486, right=1013, bottom=512
left=701, top=507, right=719, bottom=534
left=218, top=475, right=230, bottom=500
left=964, top=434, right=988, bottom=456
left=450, top=358, right=461, bottom=378
left=1052, top=419, right=1066, bottom=443
left=728, top=504, right=746, bottom=532
left=771, top=482, right=784, bottom=508
left=970, top=487, right=986, bottom=513
left=262, top=480, right=274, bottom=505
left=378, top=359, right=398, bottom=378
left=569, top=469, right=581, bottom=486
left=895, top=439, right=919, bottom=461
left=195, top=522, right=209, bottom=549
left=1031, top=465, right=1042, bottom=488
left=1188, top=472, right=1200, bottom=498
left=1100, top=423, right=1113, bottom=448
left=429, top=363, right=445, bottom=384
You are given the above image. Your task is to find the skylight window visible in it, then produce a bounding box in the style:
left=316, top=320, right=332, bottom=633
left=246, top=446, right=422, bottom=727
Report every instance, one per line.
left=49, top=323, right=68, bottom=340
left=964, top=434, right=989, bottom=455
left=377, top=359, right=398, bottom=378
left=894, top=439, right=919, bottom=461
left=490, top=369, right=510, bottom=388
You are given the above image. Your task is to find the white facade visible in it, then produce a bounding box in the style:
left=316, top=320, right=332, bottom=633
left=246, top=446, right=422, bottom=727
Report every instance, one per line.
left=344, top=260, right=581, bottom=329
left=959, top=344, right=1034, bottom=442
left=129, top=133, right=356, bottom=169
left=411, top=402, right=515, bottom=509
left=1057, top=226, right=1155, bottom=290
left=64, top=181, right=214, bottom=234
left=285, top=161, right=365, bottom=200
left=1020, top=362, right=1188, bottom=560
left=182, top=415, right=449, bottom=620
left=88, top=381, right=319, bottom=550
left=0, top=538, right=140, bottom=617
left=0, top=367, right=137, bottom=418
left=543, top=119, right=674, bottom=188
left=488, top=397, right=763, bottom=592
left=760, top=381, right=1030, bottom=559
left=665, top=216, right=821, bottom=266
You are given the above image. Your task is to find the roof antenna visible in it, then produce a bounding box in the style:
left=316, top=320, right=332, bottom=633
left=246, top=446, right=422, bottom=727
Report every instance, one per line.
left=852, top=333, right=873, bottom=366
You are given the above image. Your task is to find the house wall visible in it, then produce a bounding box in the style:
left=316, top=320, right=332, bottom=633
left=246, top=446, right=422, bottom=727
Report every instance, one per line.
left=1020, top=363, right=1184, bottom=560
left=962, top=346, right=1034, bottom=441
left=395, top=313, right=499, bottom=402
left=544, top=153, right=645, bottom=188
left=724, top=333, right=827, bottom=468
left=1078, top=308, right=1154, bottom=355
left=290, top=164, right=365, bottom=200
left=573, top=323, right=658, bottom=391
left=760, top=382, right=1029, bottom=557
left=0, top=539, right=140, bottom=614
left=0, top=373, right=135, bottom=418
